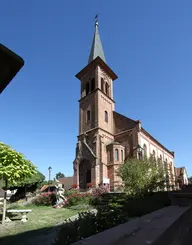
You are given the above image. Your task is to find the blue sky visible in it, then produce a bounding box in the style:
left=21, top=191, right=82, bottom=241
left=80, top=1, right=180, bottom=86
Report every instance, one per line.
left=1, top=1, right=192, bottom=179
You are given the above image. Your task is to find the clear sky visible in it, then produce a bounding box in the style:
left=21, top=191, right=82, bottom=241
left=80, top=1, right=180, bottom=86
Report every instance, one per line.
left=1, top=1, right=192, bottom=179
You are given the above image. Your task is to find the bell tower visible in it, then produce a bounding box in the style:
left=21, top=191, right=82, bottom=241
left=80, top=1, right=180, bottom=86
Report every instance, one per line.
left=73, top=18, right=118, bottom=189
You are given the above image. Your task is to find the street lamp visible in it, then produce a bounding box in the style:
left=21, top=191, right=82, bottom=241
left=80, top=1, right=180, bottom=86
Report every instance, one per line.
left=136, top=144, right=143, bottom=160
left=48, top=166, right=52, bottom=192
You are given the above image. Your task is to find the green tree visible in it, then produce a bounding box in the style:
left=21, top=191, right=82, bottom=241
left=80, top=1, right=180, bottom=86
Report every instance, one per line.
left=117, top=157, right=166, bottom=196
left=7, top=171, right=45, bottom=200
left=8, top=170, right=45, bottom=189
left=56, top=172, right=65, bottom=179
left=0, top=142, right=36, bottom=224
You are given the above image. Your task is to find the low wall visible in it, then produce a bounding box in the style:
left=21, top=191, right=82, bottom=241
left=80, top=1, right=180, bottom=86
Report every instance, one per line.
left=72, top=205, right=192, bottom=245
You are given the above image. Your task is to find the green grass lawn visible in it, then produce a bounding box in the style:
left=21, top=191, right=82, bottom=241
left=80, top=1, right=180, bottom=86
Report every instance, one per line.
left=0, top=205, right=80, bottom=245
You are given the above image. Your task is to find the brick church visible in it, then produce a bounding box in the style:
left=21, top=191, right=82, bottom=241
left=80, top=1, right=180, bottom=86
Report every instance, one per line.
left=73, top=19, right=175, bottom=191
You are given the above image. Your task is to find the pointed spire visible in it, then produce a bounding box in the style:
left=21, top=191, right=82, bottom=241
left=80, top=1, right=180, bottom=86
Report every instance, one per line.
left=88, top=16, right=106, bottom=64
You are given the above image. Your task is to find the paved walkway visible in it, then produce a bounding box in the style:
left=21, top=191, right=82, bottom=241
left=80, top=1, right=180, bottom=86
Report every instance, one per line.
left=182, top=229, right=192, bottom=245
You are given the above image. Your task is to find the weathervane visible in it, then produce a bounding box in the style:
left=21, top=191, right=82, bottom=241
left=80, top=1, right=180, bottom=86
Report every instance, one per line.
left=94, top=14, right=99, bottom=26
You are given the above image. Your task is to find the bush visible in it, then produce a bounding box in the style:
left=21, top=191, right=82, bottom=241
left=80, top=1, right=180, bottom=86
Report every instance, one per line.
left=54, top=211, right=97, bottom=245
left=54, top=191, right=171, bottom=244
left=54, top=208, right=130, bottom=245
left=64, top=191, right=92, bottom=207
left=33, top=192, right=56, bottom=206
left=93, top=191, right=171, bottom=217
left=90, top=186, right=109, bottom=206
left=64, top=189, right=79, bottom=198
left=71, top=184, right=78, bottom=189
left=92, top=186, right=109, bottom=196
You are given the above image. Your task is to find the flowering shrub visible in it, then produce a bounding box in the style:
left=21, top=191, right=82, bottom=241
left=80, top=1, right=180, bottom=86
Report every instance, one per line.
left=33, top=192, right=56, bottom=206
left=71, top=184, right=78, bottom=189
left=87, top=183, right=92, bottom=188
left=65, top=188, right=79, bottom=197
left=92, top=186, right=109, bottom=196
left=64, top=191, right=92, bottom=207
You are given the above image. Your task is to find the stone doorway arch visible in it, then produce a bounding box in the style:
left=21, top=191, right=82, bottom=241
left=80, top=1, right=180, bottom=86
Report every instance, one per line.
left=79, top=159, right=91, bottom=190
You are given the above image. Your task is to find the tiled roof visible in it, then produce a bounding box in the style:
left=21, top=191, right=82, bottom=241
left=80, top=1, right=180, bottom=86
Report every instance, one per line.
left=113, top=111, right=137, bottom=134
left=58, top=177, right=73, bottom=189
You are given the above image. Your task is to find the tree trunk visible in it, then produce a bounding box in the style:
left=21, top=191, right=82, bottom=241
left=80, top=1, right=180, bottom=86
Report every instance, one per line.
left=2, top=180, right=8, bottom=225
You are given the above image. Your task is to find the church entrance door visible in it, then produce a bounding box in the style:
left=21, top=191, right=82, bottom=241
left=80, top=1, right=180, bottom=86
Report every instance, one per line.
left=79, top=160, right=91, bottom=190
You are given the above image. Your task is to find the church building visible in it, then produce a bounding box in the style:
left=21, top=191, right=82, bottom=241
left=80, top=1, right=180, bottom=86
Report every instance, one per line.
left=73, top=20, right=175, bottom=191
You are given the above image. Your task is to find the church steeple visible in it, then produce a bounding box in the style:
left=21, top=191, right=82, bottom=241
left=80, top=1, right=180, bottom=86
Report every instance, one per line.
left=88, top=17, right=106, bottom=64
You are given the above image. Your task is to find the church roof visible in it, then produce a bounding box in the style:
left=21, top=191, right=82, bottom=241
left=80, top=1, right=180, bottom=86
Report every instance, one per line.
left=113, top=111, right=174, bottom=157
left=141, top=127, right=174, bottom=157
left=88, top=20, right=106, bottom=64
left=113, top=111, right=138, bottom=134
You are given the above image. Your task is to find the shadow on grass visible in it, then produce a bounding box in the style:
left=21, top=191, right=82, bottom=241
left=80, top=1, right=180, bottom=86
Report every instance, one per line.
left=0, top=224, right=57, bottom=245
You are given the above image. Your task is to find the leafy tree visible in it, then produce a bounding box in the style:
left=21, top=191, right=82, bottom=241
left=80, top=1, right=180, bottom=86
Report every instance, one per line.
left=8, top=170, right=45, bottom=189
left=7, top=171, right=45, bottom=202
left=0, top=142, right=36, bottom=224
left=56, top=172, right=65, bottom=179
left=117, top=157, right=166, bottom=196
left=41, top=180, right=49, bottom=186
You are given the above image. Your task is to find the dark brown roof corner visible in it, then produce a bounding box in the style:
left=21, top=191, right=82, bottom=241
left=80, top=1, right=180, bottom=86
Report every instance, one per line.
left=0, top=44, right=24, bottom=64
left=0, top=44, right=24, bottom=94
left=113, top=111, right=138, bottom=123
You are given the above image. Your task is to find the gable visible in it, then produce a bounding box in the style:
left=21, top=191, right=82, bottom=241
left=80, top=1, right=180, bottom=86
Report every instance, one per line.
left=113, top=111, right=137, bottom=134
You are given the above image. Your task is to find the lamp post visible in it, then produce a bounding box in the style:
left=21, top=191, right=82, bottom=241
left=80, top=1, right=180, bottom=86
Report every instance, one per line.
left=136, top=144, right=143, bottom=160
left=48, top=166, right=52, bottom=192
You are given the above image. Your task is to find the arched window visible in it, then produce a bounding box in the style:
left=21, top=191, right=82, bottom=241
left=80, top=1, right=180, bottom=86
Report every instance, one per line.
left=91, top=78, right=95, bottom=92
left=87, top=110, right=91, bottom=122
left=121, top=150, right=124, bottom=162
left=115, top=149, right=119, bottom=161
left=86, top=82, right=89, bottom=95
left=101, top=78, right=104, bottom=92
left=164, top=158, right=168, bottom=170
left=143, top=144, right=147, bottom=156
left=159, top=154, right=162, bottom=163
left=105, top=83, right=109, bottom=96
left=105, top=111, right=108, bottom=123
left=152, top=150, right=156, bottom=158
left=109, top=150, right=113, bottom=161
